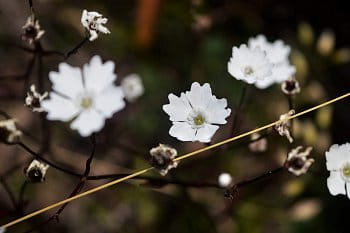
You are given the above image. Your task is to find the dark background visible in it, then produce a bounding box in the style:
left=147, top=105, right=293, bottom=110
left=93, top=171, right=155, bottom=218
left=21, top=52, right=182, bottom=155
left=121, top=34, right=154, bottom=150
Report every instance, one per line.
left=0, top=0, right=349, bottom=232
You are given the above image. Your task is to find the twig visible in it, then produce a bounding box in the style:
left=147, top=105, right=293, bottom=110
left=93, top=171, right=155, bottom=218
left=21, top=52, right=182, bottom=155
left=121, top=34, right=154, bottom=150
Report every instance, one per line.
left=65, top=37, right=89, bottom=59
left=230, top=84, right=248, bottom=138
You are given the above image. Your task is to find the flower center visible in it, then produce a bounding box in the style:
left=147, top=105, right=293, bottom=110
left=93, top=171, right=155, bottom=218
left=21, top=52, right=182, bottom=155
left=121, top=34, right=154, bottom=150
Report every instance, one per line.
left=342, top=164, right=350, bottom=181
left=244, top=66, right=254, bottom=76
left=193, top=114, right=205, bottom=126
left=80, top=97, right=93, bottom=109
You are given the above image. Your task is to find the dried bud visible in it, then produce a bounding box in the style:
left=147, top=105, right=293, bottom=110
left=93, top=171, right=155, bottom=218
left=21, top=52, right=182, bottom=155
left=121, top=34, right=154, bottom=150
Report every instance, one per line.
left=281, top=78, right=300, bottom=96
left=21, top=15, right=45, bottom=44
left=285, top=146, right=314, bottom=176
left=248, top=133, right=267, bottom=153
left=275, top=110, right=295, bottom=143
left=25, top=160, right=50, bottom=183
left=150, top=144, right=178, bottom=176
left=218, top=173, right=233, bottom=188
left=25, top=84, right=48, bottom=112
left=0, top=119, right=22, bottom=143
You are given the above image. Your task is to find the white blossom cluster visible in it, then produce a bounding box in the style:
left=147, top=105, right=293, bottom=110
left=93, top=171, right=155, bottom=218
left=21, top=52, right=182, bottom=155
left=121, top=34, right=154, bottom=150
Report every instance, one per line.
left=228, top=35, right=295, bottom=89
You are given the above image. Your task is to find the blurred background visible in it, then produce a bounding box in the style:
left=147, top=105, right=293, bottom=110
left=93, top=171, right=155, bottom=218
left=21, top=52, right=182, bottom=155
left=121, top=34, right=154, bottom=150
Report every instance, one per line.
left=1, top=0, right=350, bottom=232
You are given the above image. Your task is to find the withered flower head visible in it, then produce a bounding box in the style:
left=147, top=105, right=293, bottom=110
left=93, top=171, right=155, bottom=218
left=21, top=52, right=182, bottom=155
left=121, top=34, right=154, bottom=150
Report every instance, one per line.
left=285, top=146, right=314, bottom=176
left=275, top=110, right=295, bottom=143
left=21, top=15, right=45, bottom=44
left=150, top=144, right=178, bottom=176
left=281, top=78, right=301, bottom=96
left=25, top=84, right=48, bottom=112
left=25, top=160, right=50, bottom=183
left=0, top=119, right=22, bottom=144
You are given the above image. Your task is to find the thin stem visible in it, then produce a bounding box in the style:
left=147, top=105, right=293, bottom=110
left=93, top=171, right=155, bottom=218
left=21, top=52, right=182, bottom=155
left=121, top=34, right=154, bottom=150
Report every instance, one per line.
left=235, top=166, right=284, bottom=188
left=17, top=181, right=29, bottom=214
left=0, top=178, right=18, bottom=210
left=17, top=142, right=81, bottom=177
left=230, top=84, right=248, bottom=138
left=226, top=166, right=285, bottom=199
left=65, top=37, right=89, bottom=59
left=23, top=134, right=97, bottom=233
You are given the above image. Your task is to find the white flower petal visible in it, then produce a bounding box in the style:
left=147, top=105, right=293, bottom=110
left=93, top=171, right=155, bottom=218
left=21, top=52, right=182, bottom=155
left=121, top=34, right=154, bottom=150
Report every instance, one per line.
left=94, top=86, right=125, bottom=118
left=347, top=182, right=350, bottom=199
left=185, top=82, right=213, bottom=109
left=194, top=124, right=219, bottom=143
left=163, top=93, right=192, bottom=121
left=70, top=109, right=105, bottom=137
left=169, top=122, right=196, bottom=142
left=327, top=171, right=346, bottom=196
left=49, top=63, right=84, bottom=99
left=205, top=98, right=231, bottom=124
left=41, top=93, right=80, bottom=121
left=326, top=143, right=350, bottom=170
left=89, top=30, right=98, bottom=41
left=83, top=55, right=116, bottom=93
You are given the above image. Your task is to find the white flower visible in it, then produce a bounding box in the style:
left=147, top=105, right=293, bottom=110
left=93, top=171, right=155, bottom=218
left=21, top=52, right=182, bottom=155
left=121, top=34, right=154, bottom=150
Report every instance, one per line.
left=21, top=15, right=45, bottom=44
left=150, top=144, right=178, bottom=176
left=326, top=143, right=350, bottom=198
left=121, top=73, right=144, bottom=102
left=248, top=35, right=296, bottom=89
left=218, top=173, right=233, bottom=188
left=285, top=146, right=314, bottom=176
left=163, top=82, right=231, bottom=143
left=25, top=84, right=48, bottom=112
left=25, top=160, right=50, bottom=183
left=41, top=55, right=125, bottom=137
left=81, top=10, right=110, bottom=41
left=0, top=119, right=22, bottom=143
left=228, top=44, right=273, bottom=84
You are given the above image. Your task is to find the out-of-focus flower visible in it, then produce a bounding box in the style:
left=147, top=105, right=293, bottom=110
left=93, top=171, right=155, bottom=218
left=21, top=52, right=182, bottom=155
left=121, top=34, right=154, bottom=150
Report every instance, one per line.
left=285, top=146, right=314, bottom=176
left=333, top=48, right=350, bottom=64
left=317, top=30, right=335, bottom=56
left=150, top=144, right=178, bottom=176
left=326, top=143, right=350, bottom=198
left=248, top=133, right=267, bottom=153
left=275, top=110, right=295, bottom=143
left=291, top=50, right=309, bottom=80
left=289, top=199, right=322, bottom=221
left=21, top=15, right=45, bottom=44
left=163, top=82, right=231, bottom=143
left=192, top=14, right=212, bottom=32
left=81, top=10, right=110, bottom=41
left=0, top=119, right=22, bottom=143
left=218, top=173, right=233, bottom=188
left=316, top=106, right=332, bottom=129
left=228, top=44, right=273, bottom=85
left=42, top=56, right=125, bottom=137
left=121, top=74, right=144, bottom=102
left=281, top=78, right=300, bottom=95
left=0, top=226, right=6, bottom=233
left=25, top=84, right=48, bottom=112
left=25, top=160, right=50, bottom=183
left=298, top=22, right=314, bottom=46
left=248, top=35, right=296, bottom=89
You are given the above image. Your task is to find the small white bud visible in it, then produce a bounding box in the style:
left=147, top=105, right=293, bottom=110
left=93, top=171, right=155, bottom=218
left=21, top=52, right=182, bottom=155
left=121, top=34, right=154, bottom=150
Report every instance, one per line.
left=218, top=173, right=233, bottom=188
